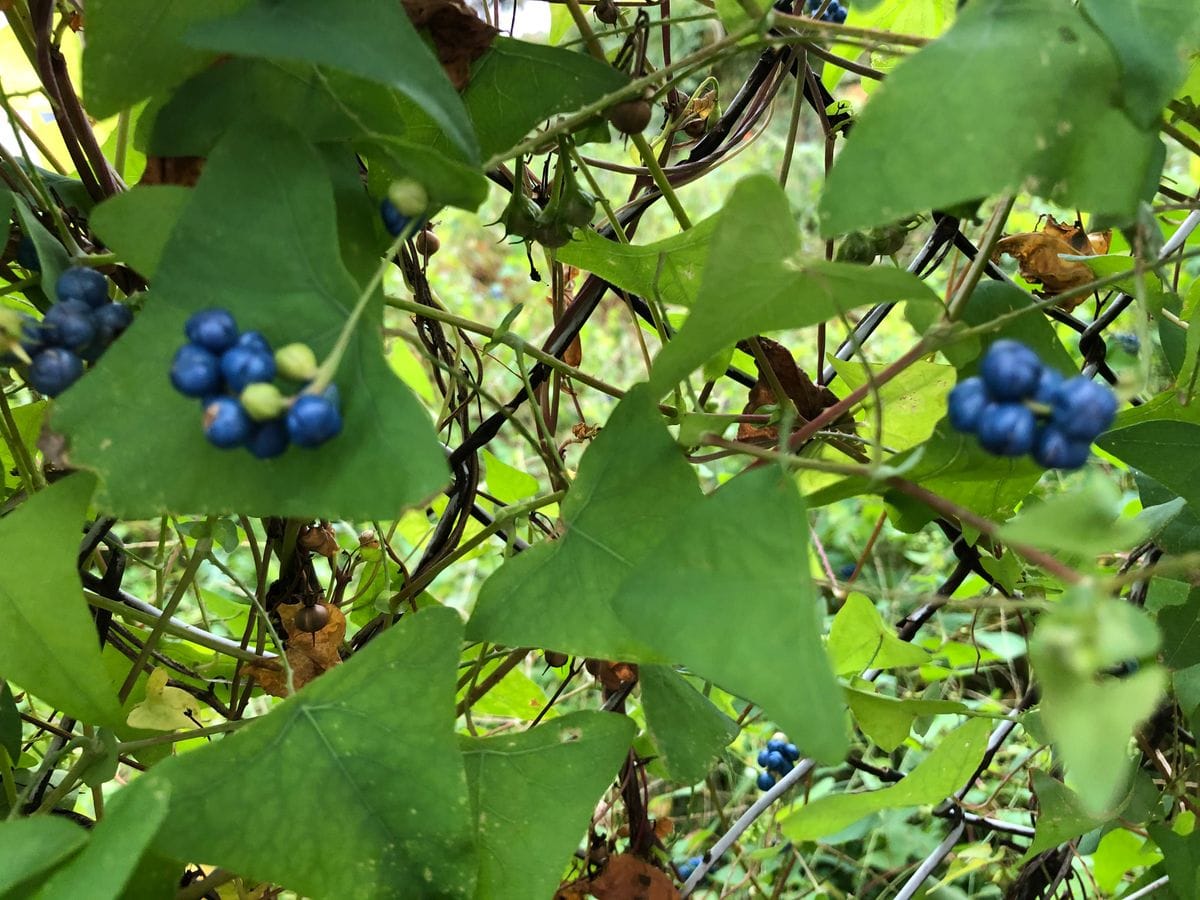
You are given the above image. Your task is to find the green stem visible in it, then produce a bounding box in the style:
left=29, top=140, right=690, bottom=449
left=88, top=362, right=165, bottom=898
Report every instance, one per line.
left=0, top=749, right=17, bottom=810
left=0, top=386, right=42, bottom=491
left=944, top=195, right=1014, bottom=321
left=118, top=521, right=216, bottom=702
left=567, top=143, right=628, bottom=244
left=309, top=226, right=416, bottom=393
left=36, top=743, right=101, bottom=813
left=117, top=721, right=243, bottom=753
left=113, top=110, right=131, bottom=180
left=630, top=132, right=692, bottom=230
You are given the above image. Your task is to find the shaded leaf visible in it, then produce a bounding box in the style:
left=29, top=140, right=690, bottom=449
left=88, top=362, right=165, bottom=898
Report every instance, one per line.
left=780, top=717, right=992, bottom=842
left=468, top=384, right=848, bottom=762
left=1148, top=823, right=1200, bottom=900
left=0, top=683, right=20, bottom=765
left=35, top=780, right=172, bottom=900
left=0, top=817, right=88, bottom=897
left=82, top=0, right=250, bottom=118
left=998, top=474, right=1150, bottom=561
left=185, top=0, right=478, bottom=159
left=0, top=473, right=124, bottom=727
left=819, top=0, right=1163, bottom=236
left=641, top=666, right=738, bottom=783
left=1019, top=771, right=1105, bottom=863
left=461, top=711, right=634, bottom=900
left=830, top=356, right=957, bottom=452
left=89, top=186, right=191, bottom=279
left=52, top=123, right=449, bottom=519
left=148, top=607, right=477, bottom=899
left=650, top=176, right=938, bottom=393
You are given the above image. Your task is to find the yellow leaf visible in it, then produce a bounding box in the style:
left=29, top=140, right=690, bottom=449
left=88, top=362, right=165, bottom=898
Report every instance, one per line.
left=126, top=667, right=197, bottom=731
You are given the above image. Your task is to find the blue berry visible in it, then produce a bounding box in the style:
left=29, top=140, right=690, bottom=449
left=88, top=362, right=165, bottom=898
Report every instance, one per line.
left=203, top=397, right=253, bottom=449
left=838, top=562, right=857, bottom=579
left=1051, top=376, right=1117, bottom=441
left=783, top=743, right=800, bottom=761
left=19, top=317, right=53, bottom=355
left=1032, top=367, right=1064, bottom=407
left=976, top=402, right=1037, bottom=457
left=1112, top=332, right=1140, bottom=355
left=43, top=299, right=97, bottom=351
left=27, top=347, right=82, bottom=396
left=830, top=2, right=847, bottom=22
left=94, top=302, right=133, bottom=336
left=766, top=738, right=786, bottom=752
left=247, top=418, right=290, bottom=459
left=947, top=376, right=988, bottom=433
left=184, top=309, right=239, bottom=354
left=979, top=340, right=1042, bottom=401
left=170, top=344, right=222, bottom=397
left=757, top=749, right=771, bottom=767
left=756, top=771, right=775, bottom=791
left=766, top=750, right=786, bottom=772
left=235, top=330, right=273, bottom=356
left=380, top=198, right=412, bottom=237
left=220, top=345, right=276, bottom=393
left=287, top=392, right=343, bottom=447
left=55, top=267, right=108, bottom=308
left=1033, top=425, right=1091, bottom=471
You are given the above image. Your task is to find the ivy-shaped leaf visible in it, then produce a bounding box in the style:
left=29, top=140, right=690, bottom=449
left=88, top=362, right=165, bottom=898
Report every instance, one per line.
left=649, top=176, right=939, bottom=393
left=1019, top=771, right=1105, bottom=863
left=780, top=717, right=992, bottom=842
left=0, top=473, right=125, bottom=728
left=845, top=688, right=966, bottom=752
left=461, top=711, right=635, bottom=900
left=828, top=593, right=930, bottom=676
left=89, top=186, right=191, bottom=280
left=641, top=666, right=738, bottom=784
left=147, top=607, right=477, bottom=900
left=820, top=0, right=1164, bottom=236
left=184, top=0, right=479, bottom=160
left=52, top=122, right=449, bottom=519
left=468, top=384, right=848, bottom=762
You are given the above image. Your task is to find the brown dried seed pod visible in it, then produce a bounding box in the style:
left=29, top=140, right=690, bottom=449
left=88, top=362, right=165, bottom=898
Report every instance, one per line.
left=606, top=99, right=653, bottom=135
left=414, top=229, right=440, bottom=257
left=544, top=650, right=569, bottom=668
left=594, top=0, right=619, bottom=24
left=294, top=603, right=331, bottom=634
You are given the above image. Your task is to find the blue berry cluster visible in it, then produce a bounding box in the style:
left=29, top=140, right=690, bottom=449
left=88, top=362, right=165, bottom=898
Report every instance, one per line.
left=948, top=339, right=1117, bottom=471
left=755, top=737, right=801, bottom=790
left=169, top=308, right=343, bottom=458
left=11, top=267, right=131, bottom=396
left=805, top=0, right=848, bottom=23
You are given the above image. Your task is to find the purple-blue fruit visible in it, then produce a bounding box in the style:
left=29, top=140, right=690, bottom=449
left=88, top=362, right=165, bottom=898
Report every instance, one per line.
left=1051, top=377, right=1117, bottom=441
left=220, top=345, right=276, bottom=393
left=287, top=392, right=343, bottom=447
left=43, top=299, right=97, bottom=351
left=55, top=266, right=108, bottom=308
left=947, top=376, right=989, bottom=433
left=976, top=402, right=1037, bottom=457
left=247, top=419, right=290, bottom=459
left=756, top=771, right=775, bottom=791
left=203, top=397, right=253, bottom=449
left=170, top=344, right=222, bottom=397
left=234, top=330, right=273, bottom=356
left=184, top=308, right=239, bottom=354
left=1032, top=425, right=1091, bottom=471
left=27, top=347, right=83, bottom=396
left=979, top=339, right=1043, bottom=402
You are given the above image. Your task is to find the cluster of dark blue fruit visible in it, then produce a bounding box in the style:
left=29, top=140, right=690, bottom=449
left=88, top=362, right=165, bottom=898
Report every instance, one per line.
left=8, top=266, right=131, bottom=396
left=948, top=340, right=1117, bottom=471
left=676, top=856, right=703, bottom=882
left=755, top=737, right=801, bottom=790
left=169, top=309, right=343, bottom=458
left=805, top=0, right=848, bottom=23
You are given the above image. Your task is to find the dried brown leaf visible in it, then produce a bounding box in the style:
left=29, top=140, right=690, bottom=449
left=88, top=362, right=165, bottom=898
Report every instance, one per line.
left=401, top=0, right=498, bottom=90
left=737, top=337, right=843, bottom=442
left=992, top=215, right=1112, bottom=309
left=588, top=854, right=680, bottom=900
left=245, top=602, right=346, bottom=698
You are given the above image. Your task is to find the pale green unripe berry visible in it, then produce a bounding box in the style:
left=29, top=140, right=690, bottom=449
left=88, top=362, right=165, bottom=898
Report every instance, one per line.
left=0, top=308, right=22, bottom=337
left=387, top=178, right=429, bottom=217
left=274, top=343, right=318, bottom=381
left=240, top=383, right=289, bottom=422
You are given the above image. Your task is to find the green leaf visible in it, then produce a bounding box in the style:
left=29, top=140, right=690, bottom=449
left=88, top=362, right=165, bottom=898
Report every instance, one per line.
left=828, top=593, right=930, bottom=675
left=1030, top=591, right=1167, bottom=814
left=780, top=717, right=992, bottom=842
left=641, top=666, right=738, bottom=783
left=1138, top=474, right=1200, bottom=555
left=467, top=384, right=848, bottom=762
left=461, top=711, right=634, bottom=900
left=52, top=123, right=448, bottom=519
left=0, top=817, right=88, bottom=897
left=467, top=38, right=629, bottom=162
left=1079, top=0, right=1200, bottom=128
left=0, top=401, right=45, bottom=497
left=845, top=688, right=966, bottom=752
left=89, top=186, right=190, bottom=280
left=556, top=214, right=719, bottom=310
left=1157, top=589, right=1200, bottom=670
left=1019, top=771, right=1106, bottom=863
left=819, top=0, right=1162, bottom=236
left=0, top=683, right=20, bottom=765
left=1100, top=418, right=1200, bottom=516
left=650, top=176, right=938, bottom=392
left=998, top=474, right=1150, bottom=560
left=148, top=607, right=477, bottom=900
left=482, top=450, right=540, bottom=504
left=184, top=0, right=479, bottom=160
left=959, top=282, right=1077, bottom=376
left=12, top=195, right=70, bottom=301
left=457, top=646, right=550, bottom=721
left=1092, top=828, right=1160, bottom=894
left=0, top=473, right=124, bottom=727
left=1174, top=663, right=1200, bottom=719
left=82, top=0, right=250, bottom=118
left=35, top=780, right=171, bottom=900
left=1148, top=823, right=1200, bottom=899
left=830, top=357, right=957, bottom=452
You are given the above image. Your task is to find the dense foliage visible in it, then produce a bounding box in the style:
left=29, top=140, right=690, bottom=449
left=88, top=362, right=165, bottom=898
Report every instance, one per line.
left=1, top=0, right=1200, bottom=897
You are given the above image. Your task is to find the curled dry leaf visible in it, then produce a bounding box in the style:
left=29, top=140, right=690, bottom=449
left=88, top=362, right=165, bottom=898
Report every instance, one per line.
left=245, top=601, right=346, bottom=698
left=588, top=854, right=680, bottom=900
left=401, top=0, right=498, bottom=90
left=584, top=658, right=639, bottom=692
left=993, top=215, right=1112, bottom=309
left=737, top=337, right=846, bottom=442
